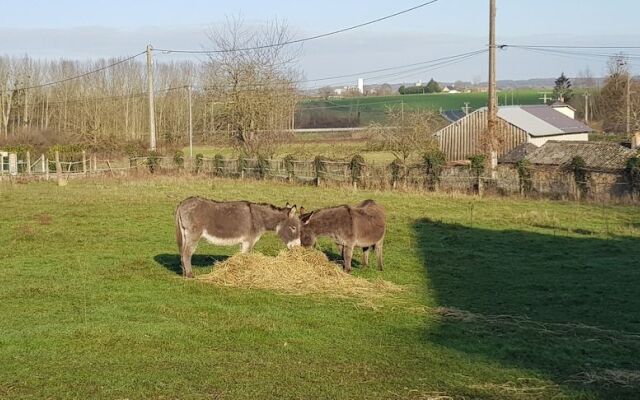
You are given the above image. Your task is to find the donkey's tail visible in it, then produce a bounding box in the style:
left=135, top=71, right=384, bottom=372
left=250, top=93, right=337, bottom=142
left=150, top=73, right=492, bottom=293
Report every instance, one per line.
left=175, top=205, right=184, bottom=253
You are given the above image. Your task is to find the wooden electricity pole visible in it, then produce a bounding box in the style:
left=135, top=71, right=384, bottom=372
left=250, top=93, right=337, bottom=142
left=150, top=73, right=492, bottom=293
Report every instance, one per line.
left=487, top=0, right=498, bottom=173
left=188, top=85, right=193, bottom=158
left=626, top=70, right=631, bottom=137
left=583, top=92, right=590, bottom=125
left=147, top=45, right=157, bottom=150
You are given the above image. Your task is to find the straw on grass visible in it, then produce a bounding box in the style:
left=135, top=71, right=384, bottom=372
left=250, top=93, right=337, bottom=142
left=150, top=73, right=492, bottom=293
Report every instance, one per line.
left=197, top=247, right=402, bottom=299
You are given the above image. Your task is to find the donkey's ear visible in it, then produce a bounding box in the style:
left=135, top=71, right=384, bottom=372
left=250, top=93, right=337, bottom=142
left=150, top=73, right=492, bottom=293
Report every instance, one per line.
left=285, top=202, right=291, bottom=208
left=302, top=211, right=313, bottom=225
left=288, top=205, right=297, bottom=217
left=299, top=206, right=306, bottom=215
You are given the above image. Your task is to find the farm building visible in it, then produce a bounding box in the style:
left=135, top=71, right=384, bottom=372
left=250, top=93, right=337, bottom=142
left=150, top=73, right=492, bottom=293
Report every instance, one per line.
left=497, top=140, right=637, bottom=198
left=500, top=141, right=636, bottom=171
left=435, top=105, right=593, bottom=161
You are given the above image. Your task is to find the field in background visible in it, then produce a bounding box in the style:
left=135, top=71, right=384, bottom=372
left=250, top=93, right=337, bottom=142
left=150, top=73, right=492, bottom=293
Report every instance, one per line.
left=1, top=177, right=639, bottom=399
left=188, top=136, right=399, bottom=164
left=297, top=89, right=547, bottom=127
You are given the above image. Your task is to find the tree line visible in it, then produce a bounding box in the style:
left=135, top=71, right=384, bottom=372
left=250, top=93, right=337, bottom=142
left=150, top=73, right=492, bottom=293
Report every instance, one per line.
left=0, top=18, right=299, bottom=157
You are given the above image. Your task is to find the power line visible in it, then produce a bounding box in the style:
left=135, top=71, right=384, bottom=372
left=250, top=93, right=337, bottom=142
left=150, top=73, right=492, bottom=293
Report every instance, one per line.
left=154, top=0, right=441, bottom=54
left=503, top=44, right=640, bottom=50
left=505, top=46, right=640, bottom=68
left=195, top=49, right=486, bottom=91
left=13, top=51, right=146, bottom=91
left=303, top=49, right=486, bottom=84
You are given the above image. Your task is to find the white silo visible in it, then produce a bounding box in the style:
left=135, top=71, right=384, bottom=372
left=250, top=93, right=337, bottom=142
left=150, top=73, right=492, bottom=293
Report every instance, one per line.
left=357, top=78, right=364, bottom=94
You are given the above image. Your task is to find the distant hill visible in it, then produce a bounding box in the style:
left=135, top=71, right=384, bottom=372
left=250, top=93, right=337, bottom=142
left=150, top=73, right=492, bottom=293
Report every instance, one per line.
left=305, top=77, right=603, bottom=95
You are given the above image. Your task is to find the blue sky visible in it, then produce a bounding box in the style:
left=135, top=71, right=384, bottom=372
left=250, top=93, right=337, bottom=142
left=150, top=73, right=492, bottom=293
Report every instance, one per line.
left=1, top=0, right=639, bottom=84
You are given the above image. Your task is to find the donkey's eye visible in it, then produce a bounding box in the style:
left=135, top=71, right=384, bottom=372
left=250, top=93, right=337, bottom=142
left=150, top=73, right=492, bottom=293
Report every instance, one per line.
left=290, top=226, right=297, bottom=232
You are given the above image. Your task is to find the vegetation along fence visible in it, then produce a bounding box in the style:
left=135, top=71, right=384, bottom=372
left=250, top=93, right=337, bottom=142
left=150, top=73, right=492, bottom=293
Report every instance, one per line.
left=2, top=150, right=639, bottom=203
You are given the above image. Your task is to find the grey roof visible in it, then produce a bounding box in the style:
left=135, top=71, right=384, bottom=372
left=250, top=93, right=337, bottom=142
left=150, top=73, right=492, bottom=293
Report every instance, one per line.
left=441, top=109, right=467, bottom=123
left=498, top=142, right=539, bottom=164
left=524, top=141, right=636, bottom=170
left=498, top=105, right=593, bottom=137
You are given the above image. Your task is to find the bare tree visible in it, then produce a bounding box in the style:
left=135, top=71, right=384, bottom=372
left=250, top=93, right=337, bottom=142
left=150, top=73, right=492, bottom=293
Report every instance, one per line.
left=203, top=16, right=301, bottom=157
left=318, top=86, right=333, bottom=100
left=367, top=107, right=444, bottom=163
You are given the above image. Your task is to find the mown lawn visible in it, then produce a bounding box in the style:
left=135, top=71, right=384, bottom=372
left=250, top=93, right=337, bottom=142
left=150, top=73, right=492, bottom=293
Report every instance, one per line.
left=1, top=177, right=639, bottom=399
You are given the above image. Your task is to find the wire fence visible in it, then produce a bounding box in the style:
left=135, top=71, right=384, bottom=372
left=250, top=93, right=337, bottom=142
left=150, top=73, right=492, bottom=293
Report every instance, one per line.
left=1, top=151, right=638, bottom=203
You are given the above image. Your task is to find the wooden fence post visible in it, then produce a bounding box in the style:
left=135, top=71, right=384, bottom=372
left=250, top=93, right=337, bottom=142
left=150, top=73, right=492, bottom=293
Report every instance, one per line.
left=41, top=154, right=46, bottom=174
left=55, top=151, right=64, bottom=185
left=92, top=154, right=97, bottom=173
left=82, top=151, right=87, bottom=175
left=26, top=151, right=31, bottom=175
left=8, top=153, right=18, bottom=176
left=45, top=156, right=49, bottom=180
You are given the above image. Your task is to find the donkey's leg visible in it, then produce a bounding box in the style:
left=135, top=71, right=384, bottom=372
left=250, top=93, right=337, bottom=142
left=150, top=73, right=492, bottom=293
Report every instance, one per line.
left=241, top=235, right=260, bottom=254
left=343, top=245, right=354, bottom=273
left=362, top=246, right=370, bottom=268
left=181, top=236, right=199, bottom=278
left=374, top=239, right=384, bottom=271
left=338, top=244, right=344, bottom=265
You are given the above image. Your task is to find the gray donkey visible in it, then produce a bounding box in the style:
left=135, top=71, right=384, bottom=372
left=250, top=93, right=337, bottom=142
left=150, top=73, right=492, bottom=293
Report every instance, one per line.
left=299, top=199, right=386, bottom=272
left=175, top=197, right=301, bottom=277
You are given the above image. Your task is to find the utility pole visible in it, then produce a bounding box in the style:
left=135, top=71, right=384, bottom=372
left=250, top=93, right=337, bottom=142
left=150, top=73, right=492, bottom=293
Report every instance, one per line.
left=626, top=70, right=631, bottom=137
left=487, top=0, right=498, bottom=176
left=463, top=102, right=471, bottom=115
left=487, top=0, right=497, bottom=144
left=583, top=92, right=590, bottom=125
left=188, top=85, right=193, bottom=158
left=146, top=44, right=157, bottom=151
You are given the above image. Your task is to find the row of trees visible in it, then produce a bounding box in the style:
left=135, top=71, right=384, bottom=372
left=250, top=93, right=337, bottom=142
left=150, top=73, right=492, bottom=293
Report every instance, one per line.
left=398, top=78, right=442, bottom=95
left=558, top=57, right=640, bottom=133
left=0, top=18, right=299, bottom=157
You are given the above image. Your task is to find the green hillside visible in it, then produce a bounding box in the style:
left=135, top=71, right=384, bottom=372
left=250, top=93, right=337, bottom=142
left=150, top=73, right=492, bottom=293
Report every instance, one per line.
left=296, top=90, right=550, bottom=127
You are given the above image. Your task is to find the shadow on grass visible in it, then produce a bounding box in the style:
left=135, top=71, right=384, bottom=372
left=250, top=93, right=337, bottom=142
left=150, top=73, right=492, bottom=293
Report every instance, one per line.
left=315, top=242, right=363, bottom=268
left=413, top=218, right=640, bottom=398
left=154, top=254, right=229, bottom=275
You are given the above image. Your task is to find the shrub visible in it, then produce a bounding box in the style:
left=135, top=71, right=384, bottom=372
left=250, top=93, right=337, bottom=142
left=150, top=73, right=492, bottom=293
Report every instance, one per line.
left=389, top=158, right=402, bottom=185
left=0, top=144, right=32, bottom=157
left=625, top=156, right=640, bottom=196
left=516, top=158, right=533, bottom=194
left=173, top=150, right=185, bottom=168
left=469, top=154, right=486, bottom=177
left=123, top=140, right=147, bottom=158
left=349, top=154, right=365, bottom=184
left=283, top=154, right=296, bottom=178
left=146, top=151, right=161, bottom=173
left=423, top=150, right=446, bottom=190
left=237, top=154, right=247, bottom=175
left=195, top=153, right=204, bottom=173
left=214, top=154, right=225, bottom=175
left=570, top=156, right=588, bottom=196
left=313, top=155, right=327, bottom=179
left=256, top=155, right=270, bottom=179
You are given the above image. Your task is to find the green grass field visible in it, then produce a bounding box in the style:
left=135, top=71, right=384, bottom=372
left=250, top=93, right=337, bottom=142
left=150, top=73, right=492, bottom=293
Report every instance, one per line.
left=2, top=177, right=639, bottom=399
left=298, top=90, right=547, bottom=126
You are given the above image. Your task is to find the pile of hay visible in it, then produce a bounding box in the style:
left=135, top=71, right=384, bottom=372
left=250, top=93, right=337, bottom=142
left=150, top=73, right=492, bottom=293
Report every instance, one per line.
left=197, top=247, right=402, bottom=299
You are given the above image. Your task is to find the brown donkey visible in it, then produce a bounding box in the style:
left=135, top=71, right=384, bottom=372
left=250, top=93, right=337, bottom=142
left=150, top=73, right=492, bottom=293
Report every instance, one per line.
left=299, top=199, right=386, bottom=272
left=175, top=197, right=300, bottom=277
